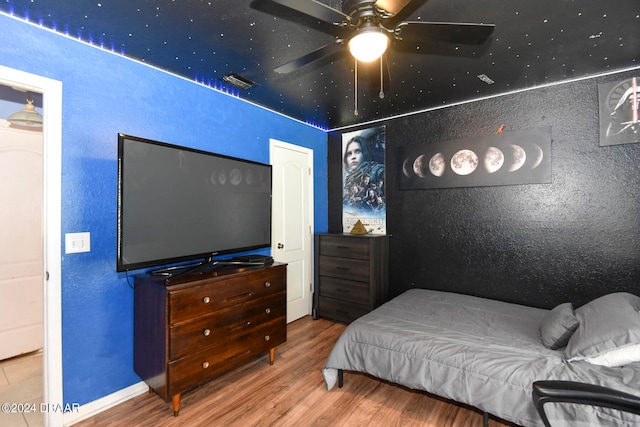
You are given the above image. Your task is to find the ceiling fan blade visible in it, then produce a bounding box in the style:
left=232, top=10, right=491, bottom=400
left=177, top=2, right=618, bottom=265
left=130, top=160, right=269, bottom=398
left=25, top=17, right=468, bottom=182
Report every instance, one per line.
left=374, top=0, right=413, bottom=17
left=268, top=0, right=351, bottom=25
left=274, top=41, right=344, bottom=74
left=394, top=21, right=495, bottom=45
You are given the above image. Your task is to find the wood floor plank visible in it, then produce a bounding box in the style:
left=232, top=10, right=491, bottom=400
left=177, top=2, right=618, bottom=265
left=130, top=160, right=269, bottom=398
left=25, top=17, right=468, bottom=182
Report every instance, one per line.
left=72, top=316, right=517, bottom=427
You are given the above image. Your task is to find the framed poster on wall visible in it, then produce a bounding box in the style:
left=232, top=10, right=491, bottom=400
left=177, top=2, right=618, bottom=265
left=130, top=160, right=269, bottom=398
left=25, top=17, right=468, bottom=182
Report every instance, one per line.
left=342, top=125, right=386, bottom=234
left=598, top=76, right=640, bottom=146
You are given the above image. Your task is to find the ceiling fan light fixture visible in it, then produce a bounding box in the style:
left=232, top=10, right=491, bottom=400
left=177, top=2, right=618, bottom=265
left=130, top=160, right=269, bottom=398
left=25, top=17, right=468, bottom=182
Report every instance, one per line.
left=7, top=94, right=43, bottom=128
left=349, top=27, right=389, bottom=62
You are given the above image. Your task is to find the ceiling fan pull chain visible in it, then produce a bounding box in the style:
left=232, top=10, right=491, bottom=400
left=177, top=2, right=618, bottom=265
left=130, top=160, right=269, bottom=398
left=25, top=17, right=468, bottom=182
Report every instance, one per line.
left=379, top=55, right=385, bottom=99
left=354, top=59, right=359, bottom=116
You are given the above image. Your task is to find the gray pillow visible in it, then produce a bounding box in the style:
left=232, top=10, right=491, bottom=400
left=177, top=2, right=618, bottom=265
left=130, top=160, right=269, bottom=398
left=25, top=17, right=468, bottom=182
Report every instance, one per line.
left=539, top=302, right=579, bottom=349
left=565, top=292, right=640, bottom=367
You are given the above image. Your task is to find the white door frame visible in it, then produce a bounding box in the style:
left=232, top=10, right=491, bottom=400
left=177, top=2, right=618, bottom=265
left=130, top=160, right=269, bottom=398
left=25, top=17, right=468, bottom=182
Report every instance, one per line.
left=0, top=65, right=63, bottom=427
left=269, top=139, right=314, bottom=319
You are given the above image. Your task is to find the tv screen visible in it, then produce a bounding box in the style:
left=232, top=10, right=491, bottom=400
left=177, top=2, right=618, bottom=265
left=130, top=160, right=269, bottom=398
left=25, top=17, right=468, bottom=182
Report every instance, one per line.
left=117, top=134, right=272, bottom=272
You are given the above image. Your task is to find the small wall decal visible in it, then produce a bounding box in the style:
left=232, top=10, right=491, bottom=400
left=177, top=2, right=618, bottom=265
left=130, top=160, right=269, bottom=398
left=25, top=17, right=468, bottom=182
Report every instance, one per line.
left=399, top=127, right=551, bottom=190
left=598, top=76, right=640, bottom=146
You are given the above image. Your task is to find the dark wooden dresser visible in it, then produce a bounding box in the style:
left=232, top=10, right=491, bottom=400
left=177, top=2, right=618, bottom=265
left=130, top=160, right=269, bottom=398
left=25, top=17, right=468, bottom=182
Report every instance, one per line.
left=314, top=234, right=389, bottom=323
left=133, top=262, right=287, bottom=416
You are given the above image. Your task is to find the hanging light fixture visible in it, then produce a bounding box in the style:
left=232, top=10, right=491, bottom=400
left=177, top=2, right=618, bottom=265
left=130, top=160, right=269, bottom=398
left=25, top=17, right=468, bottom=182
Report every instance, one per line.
left=7, top=93, right=43, bottom=128
left=348, top=23, right=389, bottom=63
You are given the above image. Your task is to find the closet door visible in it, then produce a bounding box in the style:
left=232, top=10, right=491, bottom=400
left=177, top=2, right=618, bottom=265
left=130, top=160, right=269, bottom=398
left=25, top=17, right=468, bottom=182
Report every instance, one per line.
left=270, top=139, right=314, bottom=323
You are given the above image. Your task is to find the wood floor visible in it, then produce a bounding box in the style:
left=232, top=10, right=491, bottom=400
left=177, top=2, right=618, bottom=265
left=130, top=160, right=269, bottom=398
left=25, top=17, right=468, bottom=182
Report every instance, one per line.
left=73, top=316, right=516, bottom=427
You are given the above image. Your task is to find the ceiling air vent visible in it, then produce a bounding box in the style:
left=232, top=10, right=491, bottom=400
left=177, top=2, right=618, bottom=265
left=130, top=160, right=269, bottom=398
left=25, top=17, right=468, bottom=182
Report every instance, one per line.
left=477, top=74, right=495, bottom=85
left=222, top=73, right=256, bottom=90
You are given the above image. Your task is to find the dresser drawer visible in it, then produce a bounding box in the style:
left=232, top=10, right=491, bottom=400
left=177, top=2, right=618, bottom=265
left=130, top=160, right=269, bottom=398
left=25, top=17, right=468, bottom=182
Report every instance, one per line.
left=169, top=291, right=285, bottom=359
left=169, top=268, right=285, bottom=324
left=318, top=255, right=369, bottom=282
left=167, top=319, right=286, bottom=396
left=317, top=296, right=369, bottom=323
left=318, top=276, right=369, bottom=304
left=319, top=235, right=370, bottom=259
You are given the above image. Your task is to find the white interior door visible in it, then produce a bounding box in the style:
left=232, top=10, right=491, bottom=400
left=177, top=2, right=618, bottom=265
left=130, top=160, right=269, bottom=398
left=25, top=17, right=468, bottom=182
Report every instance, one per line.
left=270, top=139, right=313, bottom=323
left=0, top=122, right=43, bottom=360
left=0, top=65, right=63, bottom=427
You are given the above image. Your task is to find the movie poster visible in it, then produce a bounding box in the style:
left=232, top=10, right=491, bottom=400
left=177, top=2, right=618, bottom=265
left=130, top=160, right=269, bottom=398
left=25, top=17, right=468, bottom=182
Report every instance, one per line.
left=342, top=125, right=386, bottom=234
left=598, top=76, right=640, bottom=146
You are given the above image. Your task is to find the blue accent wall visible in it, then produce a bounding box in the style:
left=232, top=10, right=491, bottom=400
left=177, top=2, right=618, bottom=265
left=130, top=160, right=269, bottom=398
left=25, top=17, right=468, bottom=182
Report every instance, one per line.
left=0, top=13, right=327, bottom=406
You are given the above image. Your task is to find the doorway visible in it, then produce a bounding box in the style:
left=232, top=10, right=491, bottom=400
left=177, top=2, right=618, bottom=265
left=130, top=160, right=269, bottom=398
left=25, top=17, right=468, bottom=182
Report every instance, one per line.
left=0, top=109, right=43, bottom=360
left=270, top=139, right=314, bottom=323
left=0, top=65, right=63, bottom=427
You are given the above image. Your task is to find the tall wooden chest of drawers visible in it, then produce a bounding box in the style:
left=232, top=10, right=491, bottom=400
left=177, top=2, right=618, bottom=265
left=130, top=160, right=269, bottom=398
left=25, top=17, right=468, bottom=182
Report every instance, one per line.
left=133, top=262, right=286, bottom=416
left=314, top=234, right=389, bottom=323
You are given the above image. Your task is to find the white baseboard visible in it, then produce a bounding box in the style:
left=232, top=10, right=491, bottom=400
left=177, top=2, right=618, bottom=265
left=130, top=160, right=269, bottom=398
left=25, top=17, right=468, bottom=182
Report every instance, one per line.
left=64, top=381, right=148, bottom=426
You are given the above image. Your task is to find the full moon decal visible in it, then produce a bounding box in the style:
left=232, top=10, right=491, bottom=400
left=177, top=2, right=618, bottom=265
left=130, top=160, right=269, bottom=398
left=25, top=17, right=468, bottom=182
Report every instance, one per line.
left=484, top=147, right=504, bottom=173
left=508, top=144, right=526, bottom=172
left=451, top=149, right=478, bottom=176
left=429, top=152, right=446, bottom=177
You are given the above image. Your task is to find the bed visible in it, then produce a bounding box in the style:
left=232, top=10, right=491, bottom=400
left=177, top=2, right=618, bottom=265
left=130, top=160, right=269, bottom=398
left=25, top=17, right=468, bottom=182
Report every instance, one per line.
left=322, top=288, right=640, bottom=426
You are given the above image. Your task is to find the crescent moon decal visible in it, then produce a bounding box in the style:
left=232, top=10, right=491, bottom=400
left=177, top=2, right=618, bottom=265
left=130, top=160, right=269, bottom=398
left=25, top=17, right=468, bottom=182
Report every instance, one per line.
left=529, top=144, right=544, bottom=169
left=508, top=144, right=526, bottom=172
left=402, top=158, right=413, bottom=177
left=413, top=155, right=428, bottom=178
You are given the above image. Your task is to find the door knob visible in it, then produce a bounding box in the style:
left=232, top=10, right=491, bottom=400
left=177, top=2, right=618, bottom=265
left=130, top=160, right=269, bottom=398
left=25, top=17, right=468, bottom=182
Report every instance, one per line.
left=277, top=243, right=284, bottom=249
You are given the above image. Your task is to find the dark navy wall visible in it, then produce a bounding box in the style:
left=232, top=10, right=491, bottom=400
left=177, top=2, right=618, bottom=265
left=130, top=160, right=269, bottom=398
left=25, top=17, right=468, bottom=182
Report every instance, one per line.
left=0, top=14, right=327, bottom=406
left=329, top=69, right=640, bottom=309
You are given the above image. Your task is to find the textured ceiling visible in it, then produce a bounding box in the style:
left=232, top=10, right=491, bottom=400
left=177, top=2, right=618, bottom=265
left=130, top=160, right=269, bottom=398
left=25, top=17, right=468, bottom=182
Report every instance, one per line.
left=2, top=0, right=639, bottom=130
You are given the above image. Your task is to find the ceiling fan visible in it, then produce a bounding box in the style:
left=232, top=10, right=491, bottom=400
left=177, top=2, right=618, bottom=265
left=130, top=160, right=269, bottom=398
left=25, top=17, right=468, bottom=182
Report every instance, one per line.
left=269, top=0, right=496, bottom=74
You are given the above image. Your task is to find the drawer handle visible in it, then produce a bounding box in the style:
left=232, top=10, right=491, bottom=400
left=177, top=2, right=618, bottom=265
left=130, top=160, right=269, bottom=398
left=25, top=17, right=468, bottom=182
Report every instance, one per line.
left=203, top=329, right=211, bottom=337
left=202, top=361, right=210, bottom=369
left=227, top=350, right=251, bottom=362
left=227, top=292, right=253, bottom=302
left=264, top=281, right=271, bottom=288
left=202, top=296, right=211, bottom=304
left=264, top=335, right=270, bottom=342
left=265, top=308, right=271, bottom=314
left=227, top=321, right=252, bottom=333
left=336, top=288, right=350, bottom=294
left=336, top=245, right=350, bottom=249
left=336, top=267, right=349, bottom=271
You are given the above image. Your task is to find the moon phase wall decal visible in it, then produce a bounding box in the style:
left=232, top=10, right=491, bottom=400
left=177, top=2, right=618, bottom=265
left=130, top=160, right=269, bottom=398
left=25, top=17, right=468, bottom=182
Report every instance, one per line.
left=399, top=127, right=551, bottom=190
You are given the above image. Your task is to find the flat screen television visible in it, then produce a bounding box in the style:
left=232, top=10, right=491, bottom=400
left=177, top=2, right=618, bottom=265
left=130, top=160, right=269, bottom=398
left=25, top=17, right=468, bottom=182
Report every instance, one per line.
left=117, top=133, right=272, bottom=273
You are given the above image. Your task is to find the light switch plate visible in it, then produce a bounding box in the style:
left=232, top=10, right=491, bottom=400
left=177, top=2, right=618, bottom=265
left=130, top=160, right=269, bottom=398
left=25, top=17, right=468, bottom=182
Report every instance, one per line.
left=65, top=232, right=91, bottom=254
